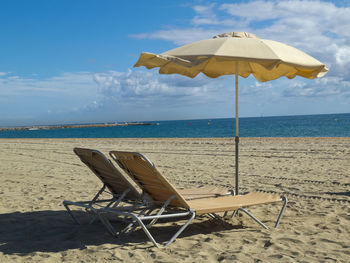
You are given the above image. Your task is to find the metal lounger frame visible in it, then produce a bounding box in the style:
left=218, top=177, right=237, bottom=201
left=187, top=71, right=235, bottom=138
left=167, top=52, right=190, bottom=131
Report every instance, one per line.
left=97, top=193, right=287, bottom=248
left=62, top=148, right=143, bottom=225
left=63, top=184, right=135, bottom=224
left=99, top=151, right=289, bottom=248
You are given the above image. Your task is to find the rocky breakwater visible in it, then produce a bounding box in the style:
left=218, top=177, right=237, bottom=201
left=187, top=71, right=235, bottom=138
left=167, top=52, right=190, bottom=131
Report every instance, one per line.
left=0, top=122, right=155, bottom=131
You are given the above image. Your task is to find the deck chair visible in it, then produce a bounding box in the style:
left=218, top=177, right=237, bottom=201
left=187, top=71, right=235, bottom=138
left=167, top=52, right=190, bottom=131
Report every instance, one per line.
left=63, top=148, right=231, bottom=225
left=103, top=151, right=288, bottom=248
left=63, top=148, right=143, bottom=224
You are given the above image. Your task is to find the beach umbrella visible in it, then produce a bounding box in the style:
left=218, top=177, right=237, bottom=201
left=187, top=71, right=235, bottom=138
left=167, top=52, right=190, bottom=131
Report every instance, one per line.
left=134, top=31, right=328, bottom=195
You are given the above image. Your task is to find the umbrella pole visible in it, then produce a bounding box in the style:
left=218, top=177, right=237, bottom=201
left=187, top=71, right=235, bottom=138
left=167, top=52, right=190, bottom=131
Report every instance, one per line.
left=235, top=62, right=239, bottom=195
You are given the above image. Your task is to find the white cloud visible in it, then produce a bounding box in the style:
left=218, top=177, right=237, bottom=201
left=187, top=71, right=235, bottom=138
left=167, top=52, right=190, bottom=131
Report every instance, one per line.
left=0, top=72, right=101, bottom=124
left=92, top=69, right=229, bottom=107
left=280, top=75, right=350, bottom=98
left=0, top=72, right=98, bottom=96
left=335, top=46, right=350, bottom=65
left=130, top=28, right=220, bottom=46
left=220, top=1, right=278, bottom=20
left=130, top=0, right=350, bottom=101
left=191, top=3, right=220, bottom=26
left=0, top=72, right=10, bottom=77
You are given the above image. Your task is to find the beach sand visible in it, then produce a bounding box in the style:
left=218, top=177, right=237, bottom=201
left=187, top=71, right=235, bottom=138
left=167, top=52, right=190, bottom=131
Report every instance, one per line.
left=0, top=138, right=349, bottom=262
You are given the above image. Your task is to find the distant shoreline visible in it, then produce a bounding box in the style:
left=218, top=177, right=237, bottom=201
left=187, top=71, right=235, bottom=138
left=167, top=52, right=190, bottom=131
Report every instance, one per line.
left=0, top=114, right=349, bottom=138
left=0, top=122, right=155, bottom=131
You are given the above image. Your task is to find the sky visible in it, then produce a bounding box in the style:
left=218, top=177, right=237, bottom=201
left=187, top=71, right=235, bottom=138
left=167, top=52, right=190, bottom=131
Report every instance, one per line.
left=0, top=0, right=349, bottom=127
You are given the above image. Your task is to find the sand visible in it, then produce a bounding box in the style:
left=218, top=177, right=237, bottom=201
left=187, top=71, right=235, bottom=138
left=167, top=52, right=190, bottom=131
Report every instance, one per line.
left=0, top=138, right=349, bottom=262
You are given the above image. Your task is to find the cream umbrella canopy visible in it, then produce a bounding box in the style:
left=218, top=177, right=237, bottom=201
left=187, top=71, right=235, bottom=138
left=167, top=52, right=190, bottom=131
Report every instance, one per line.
left=134, top=32, right=328, bottom=194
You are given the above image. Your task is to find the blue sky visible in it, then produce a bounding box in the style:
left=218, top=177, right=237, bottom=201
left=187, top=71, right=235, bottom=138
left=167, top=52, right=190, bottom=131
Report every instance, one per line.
left=0, top=0, right=349, bottom=127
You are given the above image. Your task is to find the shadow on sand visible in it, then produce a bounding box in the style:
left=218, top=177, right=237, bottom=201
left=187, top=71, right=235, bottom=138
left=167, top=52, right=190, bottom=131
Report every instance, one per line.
left=0, top=210, right=244, bottom=254
left=325, top=191, right=350, bottom=197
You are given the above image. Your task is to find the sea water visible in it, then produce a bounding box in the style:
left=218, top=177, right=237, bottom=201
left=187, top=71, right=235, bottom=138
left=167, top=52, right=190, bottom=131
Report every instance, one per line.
left=0, top=113, right=349, bottom=138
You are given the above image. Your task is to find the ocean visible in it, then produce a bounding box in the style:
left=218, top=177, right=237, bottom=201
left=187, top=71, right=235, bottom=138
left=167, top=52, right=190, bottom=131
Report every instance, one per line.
left=1, top=113, right=349, bottom=138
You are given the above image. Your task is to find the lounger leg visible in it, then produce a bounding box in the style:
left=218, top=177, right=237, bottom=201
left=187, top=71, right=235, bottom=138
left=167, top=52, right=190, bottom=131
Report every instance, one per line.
left=88, top=210, right=100, bottom=224
left=63, top=185, right=108, bottom=225
left=162, top=211, right=196, bottom=248
left=108, top=189, right=131, bottom=209
left=122, top=208, right=154, bottom=236
left=231, top=210, right=238, bottom=219
left=88, top=188, right=133, bottom=225
left=238, top=208, right=269, bottom=229
left=274, top=196, right=288, bottom=228
left=208, top=213, right=217, bottom=219
left=210, top=213, right=225, bottom=221
left=63, top=201, right=81, bottom=224
left=63, top=200, right=107, bottom=225
left=231, top=196, right=287, bottom=229
left=87, top=185, right=107, bottom=207
left=86, top=185, right=113, bottom=224
left=134, top=210, right=196, bottom=248
left=97, top=206, right=155, bottom=238
left=98, top=213, right=119, bottom=237
left=98, top=208, right=195, bottom=248
left=147, top=195, right=176, bottom=228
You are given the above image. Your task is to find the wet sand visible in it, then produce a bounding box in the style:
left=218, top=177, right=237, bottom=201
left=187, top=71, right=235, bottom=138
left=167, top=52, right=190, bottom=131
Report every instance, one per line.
left=0, top=138, right=349, bottom=262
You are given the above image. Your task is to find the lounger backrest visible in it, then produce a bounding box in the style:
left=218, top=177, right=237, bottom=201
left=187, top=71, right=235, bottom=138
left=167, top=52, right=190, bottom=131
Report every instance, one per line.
left=109, top=151, right=190, bottom=208
left=74, top=148, right=141, bottom=200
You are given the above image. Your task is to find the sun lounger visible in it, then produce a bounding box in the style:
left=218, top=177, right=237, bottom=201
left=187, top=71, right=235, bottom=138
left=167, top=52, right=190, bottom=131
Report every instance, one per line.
left=63, top=148, right=231, bottom=225
left=104, top=151, right=287, bottom=248
left=63, top=148, right=143, bottom=224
